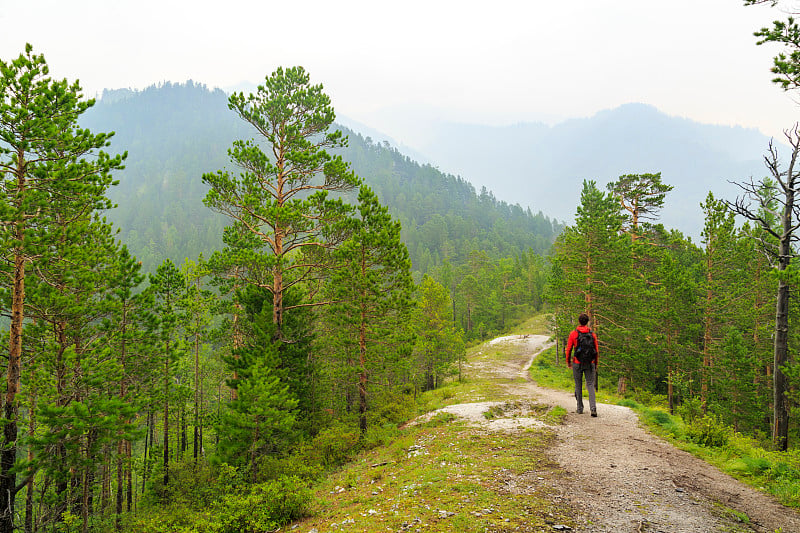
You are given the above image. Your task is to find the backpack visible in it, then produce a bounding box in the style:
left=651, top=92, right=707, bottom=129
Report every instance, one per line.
left=574, top=328, right=596, bottom=366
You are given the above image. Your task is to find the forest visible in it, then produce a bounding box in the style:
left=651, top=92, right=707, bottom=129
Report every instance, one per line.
left=0, top=48, right=560, bottom=533
left=3, top=4, right=800, bottom=530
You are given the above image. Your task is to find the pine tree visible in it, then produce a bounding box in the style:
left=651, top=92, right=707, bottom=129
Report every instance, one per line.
left=607, top=172, right=673, bottom=238
left=728, top=131, right=800, bottom=450
left=319, top=186, right=414, bottom=433
left=414, top=276, right=465, bottom=391
left=549, top=180, right=628, bottom=390
left=180, top=257, right=214, bottom=462
left=699, top=193, right=742, bottom=410
left=0, top=45, right=123, bottom=532
left=202, top=66, right=360, bottom=339
left=148, top=260, right=186, bottom=491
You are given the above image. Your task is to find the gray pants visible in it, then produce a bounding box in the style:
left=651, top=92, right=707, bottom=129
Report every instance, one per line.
left=573, top=364, right=596, bottom=413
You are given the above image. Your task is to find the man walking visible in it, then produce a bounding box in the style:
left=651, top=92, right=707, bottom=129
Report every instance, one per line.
left=565, top=313, right=599, bottom=417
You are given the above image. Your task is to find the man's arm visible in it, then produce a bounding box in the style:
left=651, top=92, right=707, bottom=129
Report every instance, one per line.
left=565, top=331, right=575, bottom=368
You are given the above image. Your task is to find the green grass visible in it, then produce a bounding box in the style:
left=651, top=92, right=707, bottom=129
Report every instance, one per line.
left=297, top=420, right=575, bottom=532
left=291, top=313, right=578, bottom=532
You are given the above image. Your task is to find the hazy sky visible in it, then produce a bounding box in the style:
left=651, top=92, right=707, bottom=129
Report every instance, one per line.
left=1, top=0, right=798, bottom=142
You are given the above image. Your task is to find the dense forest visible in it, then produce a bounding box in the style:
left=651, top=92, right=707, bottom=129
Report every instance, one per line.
left=0, top=48, right=559, bottom=533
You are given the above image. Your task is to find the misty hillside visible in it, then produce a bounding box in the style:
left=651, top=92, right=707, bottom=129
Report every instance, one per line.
left=383, top=103, right=776, bottom=240
left=80, top=82, right=561, bottom=272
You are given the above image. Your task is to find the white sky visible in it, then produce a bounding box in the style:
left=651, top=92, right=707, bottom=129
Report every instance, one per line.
left=1, top=0, right=798, bottom=141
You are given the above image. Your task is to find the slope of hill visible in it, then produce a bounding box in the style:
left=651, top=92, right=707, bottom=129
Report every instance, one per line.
left=293, top=327, right=800, bottom=532
left=384, top=103, right=777, bottom=241
left=80, top=82, right=560, bottom=272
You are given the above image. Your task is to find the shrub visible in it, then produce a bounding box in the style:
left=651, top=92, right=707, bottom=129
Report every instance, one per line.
left=362, top=423, right=401, bottom=450
left=302, top=423, right=361, bottom=469
left=374, top=389, right=417, bottom=425
left=742, top=456, right=771, bottom=475
left=685, top=415, right=730, bottom=448
left=217, top=476, right=312, bottom=533
left=676, top=397, right=703, bottom=423
left=256, top=452, right=323, bottom=483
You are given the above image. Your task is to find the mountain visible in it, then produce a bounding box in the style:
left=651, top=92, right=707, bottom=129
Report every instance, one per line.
left=80, top=82, right=561, bottom=273
left=371, top=103, right=777, bottom=241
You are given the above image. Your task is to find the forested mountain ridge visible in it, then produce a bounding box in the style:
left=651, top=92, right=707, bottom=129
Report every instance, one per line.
left=80, top=82, right=562, bottom=274
left=386, top=102, right=777, bottom=241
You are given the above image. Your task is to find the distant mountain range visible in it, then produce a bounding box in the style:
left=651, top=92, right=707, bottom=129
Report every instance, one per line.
left=344, top=103, right=782, bottom=242
left=82, top=81, right=784, bottom=270
left=80, top=82, right=561, bottom=273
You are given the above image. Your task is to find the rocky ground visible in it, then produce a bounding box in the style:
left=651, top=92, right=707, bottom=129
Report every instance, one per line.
left=446, top=334, right=800, bottom=533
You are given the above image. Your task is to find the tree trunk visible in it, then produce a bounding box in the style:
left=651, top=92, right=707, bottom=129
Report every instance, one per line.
left=773, top=277, right=790, bottom=450
left=1, top=250, right=25, bottom=533
left=25, top=393, right=36, bottom=533
left=359, top=305, right=368, bottom=435
left=125, top=440, right=133, bottom=513
left=773, top=145, right=795, bottom=451
left=668, top=370, right=675, bottom=416
left=115, top=441, right=124, bottom=532
left=193, top=326, right=200, bottom=462
left=616, top=376, right=627, bottom=395
left=163, top=344, right=170, bottom=489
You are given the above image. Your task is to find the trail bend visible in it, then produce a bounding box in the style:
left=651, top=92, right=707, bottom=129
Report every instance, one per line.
left=450, top=334, right=800, bottom=533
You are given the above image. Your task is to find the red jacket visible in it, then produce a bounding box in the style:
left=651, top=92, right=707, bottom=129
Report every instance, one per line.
left=565, top=325, right=599, bottom=367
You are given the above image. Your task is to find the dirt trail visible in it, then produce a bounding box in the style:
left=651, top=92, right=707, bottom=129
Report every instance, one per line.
left=459, top=334, right=800, bottom=533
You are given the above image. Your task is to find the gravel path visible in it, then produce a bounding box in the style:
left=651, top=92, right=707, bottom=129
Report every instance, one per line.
left=459, top=335, right=800, bottom=533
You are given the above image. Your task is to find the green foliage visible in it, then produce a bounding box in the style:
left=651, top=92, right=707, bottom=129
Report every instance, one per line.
left=371, top=388, right=417, bottom=426
left=128, top=473, right=312, bottom=533
left=676, top=397, right=704, bottom=424
left=414, top=275, right=466, bottom=391
left=302, top=423, right=362, bottom=469
left=215, top=477, right=312, bottom=533
left=215, top=315, right=299, bottom=470
left=685, top=415, right=732, bottom=448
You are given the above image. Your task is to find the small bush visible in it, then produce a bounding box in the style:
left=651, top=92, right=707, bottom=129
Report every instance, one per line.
left=305, top=423, right=361, bottom=469
left=742, top=456, right=771, bottom=475
left=422, top=411, right=457, bottom=427
left=676, top=397, right=703, bottom=423
left=256, top=452, right=322, bottom=483
left=374, top=389, right=417, bottom=425
left=686, top=415, right=730, bottom=448
left=362, top=423, right=400, bottom=450
left=217, top=476, right=312, bottom=533
left=646, top=409, right=671, bottom=425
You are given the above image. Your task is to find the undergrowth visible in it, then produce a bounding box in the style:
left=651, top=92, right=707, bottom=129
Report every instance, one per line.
left=530, top=346, right=800, bottom=508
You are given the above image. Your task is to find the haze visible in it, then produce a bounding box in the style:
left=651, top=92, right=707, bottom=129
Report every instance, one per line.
left=1, top=0, right=797, bottom=145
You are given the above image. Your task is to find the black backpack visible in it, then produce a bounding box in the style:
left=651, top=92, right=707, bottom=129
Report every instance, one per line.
left=574, top=328, right=596, bottom=366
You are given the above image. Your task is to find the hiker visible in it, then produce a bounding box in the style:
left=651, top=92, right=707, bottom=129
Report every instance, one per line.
left=565, top=312, right=599, bottom=416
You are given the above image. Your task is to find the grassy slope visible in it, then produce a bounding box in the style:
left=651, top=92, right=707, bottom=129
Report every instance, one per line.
left=292, top=316, right=576, bottom=533
left=292, top=313, right=800, bottom=532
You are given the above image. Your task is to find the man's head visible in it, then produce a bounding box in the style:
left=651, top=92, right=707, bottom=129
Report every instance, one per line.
left=578, top=313, right=589, bottom=326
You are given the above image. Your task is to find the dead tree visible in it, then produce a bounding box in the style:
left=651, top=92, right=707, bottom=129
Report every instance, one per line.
left=727, top=124, right=800, bottom=451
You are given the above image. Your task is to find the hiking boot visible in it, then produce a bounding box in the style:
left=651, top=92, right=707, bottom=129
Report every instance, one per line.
left=576, top=409, right=584, bottom=414
left=591, top=410, right=597, bottom=417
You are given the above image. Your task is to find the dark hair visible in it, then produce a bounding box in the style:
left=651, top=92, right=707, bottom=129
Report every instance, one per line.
left=578, top=313, right=589, bottom=326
